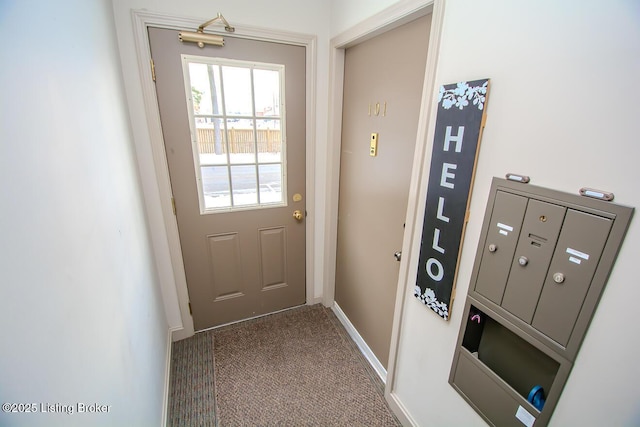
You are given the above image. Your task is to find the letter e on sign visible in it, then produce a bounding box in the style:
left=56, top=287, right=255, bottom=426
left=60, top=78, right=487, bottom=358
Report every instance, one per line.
left=440, top=163, right=457, bottom=189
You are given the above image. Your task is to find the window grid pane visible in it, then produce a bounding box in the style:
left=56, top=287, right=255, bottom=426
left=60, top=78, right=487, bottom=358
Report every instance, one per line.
left=201, top=166, right=231, bottom=209
left=230, top=165, right=258, bottom=206
left=259, top=164, right=283, bottom=204
left=196, top=117, right=227, bottom=165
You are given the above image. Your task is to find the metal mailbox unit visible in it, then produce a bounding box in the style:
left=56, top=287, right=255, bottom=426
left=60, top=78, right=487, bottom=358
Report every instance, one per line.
left=449, top=177, right=634, bottom=427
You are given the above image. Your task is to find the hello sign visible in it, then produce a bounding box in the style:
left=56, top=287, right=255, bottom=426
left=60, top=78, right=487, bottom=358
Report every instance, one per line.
left=414, top=79, right=490, bottom=320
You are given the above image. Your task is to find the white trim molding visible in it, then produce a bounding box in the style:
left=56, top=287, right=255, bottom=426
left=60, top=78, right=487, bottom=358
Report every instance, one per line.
left=129, top=10, right=317, bottom=340
left=161, top=328, right=173, bottom=426
left=332, top=303, right=387, bottom=383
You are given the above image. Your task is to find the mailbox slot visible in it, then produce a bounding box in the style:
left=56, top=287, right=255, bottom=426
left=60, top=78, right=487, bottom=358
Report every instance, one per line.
left=502, top=200, right=566, bottom=323
left=532, top=209, right=612, bottom=345
left=475, top=191, right=528, bottom=304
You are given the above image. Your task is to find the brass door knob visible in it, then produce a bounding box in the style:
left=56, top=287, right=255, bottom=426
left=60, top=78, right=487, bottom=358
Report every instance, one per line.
left=293, top=210, right=303, bottom=221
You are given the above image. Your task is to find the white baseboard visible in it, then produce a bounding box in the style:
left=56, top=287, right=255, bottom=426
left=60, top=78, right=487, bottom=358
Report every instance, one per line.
left=386, top=390, right=418, bottom=427
left=332, top=302, right=387, bottom=383
left=171, top=325, right=192, bottom=342
left=161, top=328, right=172, bottom=426
left=307, top=296, right=323, bottom=306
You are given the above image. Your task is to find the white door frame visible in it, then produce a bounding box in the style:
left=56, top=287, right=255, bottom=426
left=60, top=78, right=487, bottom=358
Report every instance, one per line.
left=324, top=1, right=444, bottom=425
left=130, top=10, right=317, bottom=340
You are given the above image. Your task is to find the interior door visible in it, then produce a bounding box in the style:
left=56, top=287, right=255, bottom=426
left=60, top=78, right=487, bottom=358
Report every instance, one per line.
left=148, top=27, right=306, bottom=330
left=335, top=14, right=431, bottom=368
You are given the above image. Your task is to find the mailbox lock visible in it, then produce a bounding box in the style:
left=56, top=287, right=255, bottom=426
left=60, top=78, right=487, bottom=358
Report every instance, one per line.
left=518, top=256, right=529, bottom=266
left=488, top=244, right=498, bottom=253
left=553, top=272, right=565, bottom=284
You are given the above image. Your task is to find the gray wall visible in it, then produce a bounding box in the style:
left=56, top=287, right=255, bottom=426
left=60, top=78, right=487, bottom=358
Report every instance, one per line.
left=0, top=1, right=169, bottom=425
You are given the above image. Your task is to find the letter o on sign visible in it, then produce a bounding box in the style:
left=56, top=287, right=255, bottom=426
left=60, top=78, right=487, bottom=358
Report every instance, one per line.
left=426, top=258, right=444, bottom=281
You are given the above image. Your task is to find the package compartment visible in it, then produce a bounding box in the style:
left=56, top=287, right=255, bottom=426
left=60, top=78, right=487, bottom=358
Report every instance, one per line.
left=462, top=306, right=560, bottom=407
left=453, top=350, right=539, bottom=427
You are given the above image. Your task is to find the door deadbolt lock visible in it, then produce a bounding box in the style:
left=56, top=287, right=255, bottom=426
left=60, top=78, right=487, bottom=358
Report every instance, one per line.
left=488, top=244, right=498, bottom=253
left=293, top=210, right=303, bottom=221
left=553, top=272, right=565, bottom=284
left=394, top=251, right=402, bottom=262
left=518, top=256, right=529, bottom=266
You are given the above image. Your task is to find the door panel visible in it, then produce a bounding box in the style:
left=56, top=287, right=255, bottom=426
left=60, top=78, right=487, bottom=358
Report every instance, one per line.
left=501, top=200, right=566, bottom=323
left=532, top=210, right=612, bottom=345
left=335, top=14, right=431, bottom=368
left=208, top=233, right=243, bottom=301
left=258, top=227, right=287, bottom=289
left=148, top=27, right=306, bottom=330
left=474, top=191, right=528, bottom=305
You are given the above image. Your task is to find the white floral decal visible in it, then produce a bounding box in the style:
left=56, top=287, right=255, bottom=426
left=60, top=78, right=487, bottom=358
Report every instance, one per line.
left=438, top=81, right=488, bottom=111
left=414, top=286, right=449, bottom=320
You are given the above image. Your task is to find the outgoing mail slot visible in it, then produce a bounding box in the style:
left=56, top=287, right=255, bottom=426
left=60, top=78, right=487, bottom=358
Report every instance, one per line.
left=501, top=200, right=567, bottom=323
left=532, top=209, right=612, bottom=346
left=475, top=191, right=528, bottom=305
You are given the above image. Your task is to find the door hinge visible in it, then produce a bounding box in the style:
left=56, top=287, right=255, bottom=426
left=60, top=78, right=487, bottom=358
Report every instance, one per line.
left=171, top=197, right=177, bottom=215
left=188, top=302, right=192, bottom=315
left=150, top=58, right=156, bottom=82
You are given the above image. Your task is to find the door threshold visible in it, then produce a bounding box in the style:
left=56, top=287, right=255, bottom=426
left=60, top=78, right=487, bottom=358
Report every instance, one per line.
left=195, top=304, right=308, bottom=334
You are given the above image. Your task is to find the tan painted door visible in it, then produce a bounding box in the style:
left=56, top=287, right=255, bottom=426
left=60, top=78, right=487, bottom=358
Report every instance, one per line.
left=148, top=27, right=306, bottom=330
left=335, top=14, right=431, bottom=368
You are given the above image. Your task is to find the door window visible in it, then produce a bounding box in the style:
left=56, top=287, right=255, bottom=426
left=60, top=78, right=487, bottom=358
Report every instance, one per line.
left=181, top=55, right=286, bottom=213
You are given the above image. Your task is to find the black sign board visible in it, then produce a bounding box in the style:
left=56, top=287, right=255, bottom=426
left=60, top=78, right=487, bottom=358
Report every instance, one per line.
left=414, top=79, right=490, bottom=320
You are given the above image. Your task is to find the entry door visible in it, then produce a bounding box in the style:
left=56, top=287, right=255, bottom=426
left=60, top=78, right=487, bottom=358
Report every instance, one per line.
left=148, top=27, right=306, bottom=330
left=335, top=14, right=431, bottom=368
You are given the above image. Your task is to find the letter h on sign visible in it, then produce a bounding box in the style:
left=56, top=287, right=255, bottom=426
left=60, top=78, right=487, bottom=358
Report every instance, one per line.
left=414, top=79, right=489, bottom=320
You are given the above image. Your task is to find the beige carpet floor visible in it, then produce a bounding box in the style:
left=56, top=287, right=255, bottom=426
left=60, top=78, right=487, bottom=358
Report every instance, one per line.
left=168, top=304, right=400, bottom=426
